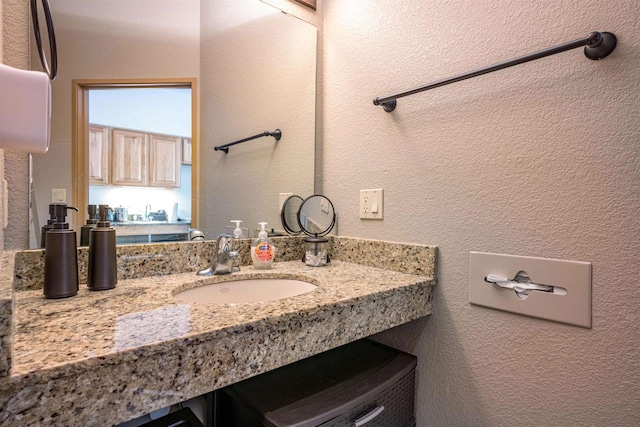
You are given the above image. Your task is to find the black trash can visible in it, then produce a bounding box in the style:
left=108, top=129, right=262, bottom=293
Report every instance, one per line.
left=215, top=339, right=417, bottom=427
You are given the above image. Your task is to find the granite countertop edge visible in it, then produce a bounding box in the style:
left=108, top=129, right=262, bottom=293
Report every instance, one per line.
left=7, top=267, right=434, bottom=384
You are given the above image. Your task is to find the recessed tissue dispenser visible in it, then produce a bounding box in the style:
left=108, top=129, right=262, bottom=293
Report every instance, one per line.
left=469, top=252, right=592, bottom=328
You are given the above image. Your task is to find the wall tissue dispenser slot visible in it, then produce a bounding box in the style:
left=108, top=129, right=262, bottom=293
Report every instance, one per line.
left=484, top=271, right=568, bottom=300
left=470, top=252, right=592, bottom=328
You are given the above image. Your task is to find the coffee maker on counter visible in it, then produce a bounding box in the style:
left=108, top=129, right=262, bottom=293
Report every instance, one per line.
left=113, top=207, right=128, bottom=223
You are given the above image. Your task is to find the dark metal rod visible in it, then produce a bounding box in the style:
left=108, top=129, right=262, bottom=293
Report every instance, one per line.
left=373, top=32, right=616, bottom=112
left=214, top=129, right=282, bottom=153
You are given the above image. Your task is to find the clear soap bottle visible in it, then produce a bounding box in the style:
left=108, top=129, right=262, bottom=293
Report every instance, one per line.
left=251, top=222, right=276, bottom=269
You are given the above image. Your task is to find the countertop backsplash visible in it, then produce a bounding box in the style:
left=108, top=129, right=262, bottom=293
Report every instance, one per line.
left=10, top=236, right=437, bottom=292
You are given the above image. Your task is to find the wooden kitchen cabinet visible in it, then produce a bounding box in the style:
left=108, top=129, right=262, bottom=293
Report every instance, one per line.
left=89, top=125, right=109, bottom=185
left=149, top=134, right=181, bottom=188
left=111, top=129, right=148, bottom=186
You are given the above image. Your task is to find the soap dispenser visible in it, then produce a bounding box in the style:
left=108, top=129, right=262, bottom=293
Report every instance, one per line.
left=231, top=220, right=243, bottom=238
left=251, top=222, right=276, bottom=270
left=44, top=204, right=79, bottom=299
left=80, top=204, right=99, bottom=247
left=40, top=203, right=60, bottom=248
left=87, top=205, right=117, bottom=291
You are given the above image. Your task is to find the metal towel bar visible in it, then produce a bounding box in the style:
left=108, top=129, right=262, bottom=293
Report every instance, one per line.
left=373, top=31, right=617, bottom=112
left=214, top=129, right=282, bottom=153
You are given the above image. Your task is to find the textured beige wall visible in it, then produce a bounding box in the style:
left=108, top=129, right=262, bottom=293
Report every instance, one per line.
left=0, top=0, right=4, bottom=250
left=199, top=0, right=317, bottom=238
left=2, top=0, right=30, bottom=249
left=323, top=0, right=639, bottom=425
left=28, top=0, right=199, bottom=247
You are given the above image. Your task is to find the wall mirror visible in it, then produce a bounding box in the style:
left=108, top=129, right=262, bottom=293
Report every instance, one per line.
left=29, top=0, right=317, bottom=247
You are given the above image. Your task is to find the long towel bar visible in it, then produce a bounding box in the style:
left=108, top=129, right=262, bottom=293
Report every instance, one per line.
left=373, top=31, right=617, bottom=112
left=214, top=129, right=282, bottom=153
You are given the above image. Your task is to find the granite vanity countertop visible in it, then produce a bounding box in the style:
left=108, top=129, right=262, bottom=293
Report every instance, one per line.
left=2, top=259, right=435, bottom=426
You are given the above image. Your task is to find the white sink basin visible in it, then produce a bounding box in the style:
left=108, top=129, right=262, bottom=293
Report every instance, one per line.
left=174, top=278, right=317, bottom=304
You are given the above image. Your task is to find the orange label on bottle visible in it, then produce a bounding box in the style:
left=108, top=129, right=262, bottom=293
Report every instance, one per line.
left=255, top=243, right=273, bottom=262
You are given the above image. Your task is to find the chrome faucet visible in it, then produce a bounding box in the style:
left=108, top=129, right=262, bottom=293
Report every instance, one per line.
left=197, top=233, right=238, bottom=275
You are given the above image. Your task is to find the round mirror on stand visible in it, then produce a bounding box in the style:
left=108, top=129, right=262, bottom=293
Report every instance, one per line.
left=280, top=195, right=304, bottom=235
left=297, top=195, right=336, bottom=267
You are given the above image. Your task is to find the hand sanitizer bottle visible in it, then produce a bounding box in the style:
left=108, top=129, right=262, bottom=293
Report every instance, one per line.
left=251, top=222, right=276, bottom=269
left=231, top=220, right=244, bottom=238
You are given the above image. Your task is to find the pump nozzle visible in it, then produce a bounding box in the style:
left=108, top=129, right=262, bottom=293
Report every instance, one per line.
left=52, top=204, right=78, bottom=229
left=231, top=220, right=243, bottom=238
left=97, top=205, right=113, bottom=227
left=87, top=204, right=98, bottom=219
left=258, top=222, right=268, bottom=239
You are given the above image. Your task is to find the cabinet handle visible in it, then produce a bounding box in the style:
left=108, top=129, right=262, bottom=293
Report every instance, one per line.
left=354, top=405, right=385, bottom=427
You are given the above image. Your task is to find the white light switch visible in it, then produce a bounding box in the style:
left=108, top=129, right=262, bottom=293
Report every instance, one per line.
left=321, top=198, right=330, bottom=213
left=360, top=189, right=383, bottom=220
left=52, top=188, right=66, bottom=203
left=469, top=252, right=592, bottom=328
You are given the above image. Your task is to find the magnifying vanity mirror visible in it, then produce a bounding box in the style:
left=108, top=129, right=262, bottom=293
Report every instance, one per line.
left=28, top=0, right=317, bottom=248
left=281, top=194, right=336, bottom=267
left=281, top=195, right=304, bottom=235
left=297, top=195, right=336, bottom=237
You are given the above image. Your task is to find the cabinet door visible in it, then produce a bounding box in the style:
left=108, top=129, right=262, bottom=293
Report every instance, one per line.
left=182, top=138, right=192, bottom=165
left=111, top=129, right=148, bottom=186
left=149, top=134, right=181, bottom=188
left=89, top=125, right=109, bottom=185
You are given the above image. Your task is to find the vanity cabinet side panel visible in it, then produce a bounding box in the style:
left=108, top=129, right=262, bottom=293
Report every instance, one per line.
left=111, top=129, right=148, bottom=186
left=88, top=125, right=110, bottom=185
left=149, top=134, right=181, bottom=188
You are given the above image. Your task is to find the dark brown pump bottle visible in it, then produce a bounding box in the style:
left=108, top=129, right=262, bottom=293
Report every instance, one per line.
left=40, top=203, right=61, bottom=248
left=44, top=204, right=79, bottom=299
left=80, top=204, right=99, bottom=247
left=87, top=205, right=117, bottom=291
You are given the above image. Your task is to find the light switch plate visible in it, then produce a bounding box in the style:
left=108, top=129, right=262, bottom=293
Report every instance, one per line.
left=469, top=252, right=592, bottom=328
left=52, top=188, right=66, bottom=203
left=359, top=188, right=383, bottom=220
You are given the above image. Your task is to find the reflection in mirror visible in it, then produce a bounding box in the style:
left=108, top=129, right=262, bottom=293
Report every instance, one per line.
left=28, top=0, right=317, bottom=247
left=87, top=87, right=193, bottom=245
left=199, top=0, right=316, bottom=239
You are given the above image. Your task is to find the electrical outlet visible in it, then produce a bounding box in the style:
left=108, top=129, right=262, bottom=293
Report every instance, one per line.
left=360, top=189, right=383, bottom=219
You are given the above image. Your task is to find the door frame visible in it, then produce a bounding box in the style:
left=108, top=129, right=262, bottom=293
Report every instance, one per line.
left=71, top=78, right=199, bottom=234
